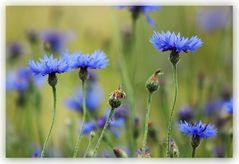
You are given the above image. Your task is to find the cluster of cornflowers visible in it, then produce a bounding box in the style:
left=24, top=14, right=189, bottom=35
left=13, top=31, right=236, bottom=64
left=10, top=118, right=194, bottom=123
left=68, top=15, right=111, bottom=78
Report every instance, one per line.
left=28, top=49, right=113, bottom=157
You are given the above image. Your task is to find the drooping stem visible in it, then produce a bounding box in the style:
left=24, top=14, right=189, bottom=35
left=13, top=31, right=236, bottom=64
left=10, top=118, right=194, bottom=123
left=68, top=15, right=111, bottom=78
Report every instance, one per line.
left=166, top=64, right=178, bottom=157
left=83, top=134, right=93, bottom=158
left=142, top=92, right=152, bottom=155
left=73, top=79, right=86, bottom=157
left=92, top=109, right=114, bottom=157
left=41, top=86, right=56, bottom=157
left=192, top=147, right=196, bottom=158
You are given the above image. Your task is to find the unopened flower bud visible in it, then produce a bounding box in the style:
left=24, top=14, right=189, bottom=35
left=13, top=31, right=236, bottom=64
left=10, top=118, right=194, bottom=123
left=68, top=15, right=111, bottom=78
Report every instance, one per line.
left=145, top=69, right=163, bottom=93
left=169, top=138, right=179, bottom=158
left=48, top=73, right=57, bottom=87
left=113, top=148, right=128, bottom=158
left=109, top=86, right=126, bottom=109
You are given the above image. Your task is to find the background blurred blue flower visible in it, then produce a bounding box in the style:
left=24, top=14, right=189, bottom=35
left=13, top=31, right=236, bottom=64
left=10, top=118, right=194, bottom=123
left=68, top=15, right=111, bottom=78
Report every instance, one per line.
left=65, top=83, right=103, bottom=112
left=40, top=30, right=74, bottom=53
left=177, top=105, right=194, bottom=122
left=6, top=67, right=45, bottom=92
left=222, top=99, right=233, bottom=114
left=80, top=121, right=97, bottom=135
left=204, top=100, right=222, bottom=117
left=150, top=31, right=203, bottom=53
left=63, top=50, right=109, bottom=70
left=7, top=41, right=23, bottom=59
left=28, top=55, right=69, bottom=76
left=179, top=121, right=217, bottom=138
left=97, top=109, right=125, bottom=137
left=116, top=6, right=160, bottom=26
left=197, top=7, right=231, bottom=32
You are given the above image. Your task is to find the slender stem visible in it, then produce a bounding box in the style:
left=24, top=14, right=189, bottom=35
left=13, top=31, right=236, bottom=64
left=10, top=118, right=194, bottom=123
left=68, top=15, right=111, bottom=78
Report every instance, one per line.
left=83, top=134, right=93, bottom=158
left=142, top=92, right=152, bottom=155
left=41, top=86, right=56, bottom=157
left=73, top=79, right=86, bottom=157
left=92, top=109, right=114, bottom=157
left=166, top=64, right=178, bottom=157
left=119, top=55, right=135, bottom=156
left=192, top=147, right=196, bottom=158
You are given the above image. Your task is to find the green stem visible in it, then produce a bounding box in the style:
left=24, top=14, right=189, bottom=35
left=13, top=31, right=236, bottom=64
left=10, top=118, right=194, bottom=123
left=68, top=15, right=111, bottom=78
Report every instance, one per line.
left=166, top=64, right=178, bottom=157
left=119, top=55, right=136, bottom=156
left=41, top=86, right=56, bottom=157
left=142, top=92, right=152, bottom=155
left=83, top=135, right=93, bottom=158
left=92, top=109, right=114, bottom=157
left=192, top=147, right=196, bottom=158
left=73, top=79, right=86, bottom=157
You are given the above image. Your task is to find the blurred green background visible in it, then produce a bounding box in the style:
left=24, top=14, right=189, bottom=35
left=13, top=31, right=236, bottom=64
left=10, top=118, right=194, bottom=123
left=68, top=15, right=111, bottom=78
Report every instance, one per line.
left=6, top=6, right=233, bottom=157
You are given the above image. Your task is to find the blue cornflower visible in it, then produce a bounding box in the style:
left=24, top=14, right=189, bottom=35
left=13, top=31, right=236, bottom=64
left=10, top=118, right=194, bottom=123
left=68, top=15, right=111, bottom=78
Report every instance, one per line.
left=179, top=120, right=217, bottom=139
left=63, top=50, right=109, bottom=70
left=80, top=121, right=97, bottom=135
left=65, top=84, right=103, bottom=112
left=177, top=105, right=194, bottom=122
left=197, top=7, right=231, bottom=32
left=6, top=67, right=45, bottom=92
left=117, top=6, right=160, bottom=26
left=28, top=55, right=69, bottom=76
left=150, top=31, right=203, bottom=53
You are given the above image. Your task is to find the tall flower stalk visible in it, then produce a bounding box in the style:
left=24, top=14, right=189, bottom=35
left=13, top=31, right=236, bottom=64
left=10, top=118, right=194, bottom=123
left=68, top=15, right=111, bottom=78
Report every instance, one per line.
left=142, top=69, right=162, bottom=156
left=150, top=31, right=202, bottom=157
left=92, top=87, right=126, bottom=157
left=73, top=73, right=87, bottom=157
left=63, top=50, right=108, bottom=157
left=28, top=55, right=69, bottom=157
left=41, top=78, right=56, bottom=157
left=166, top=64, right=178, bottom=157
